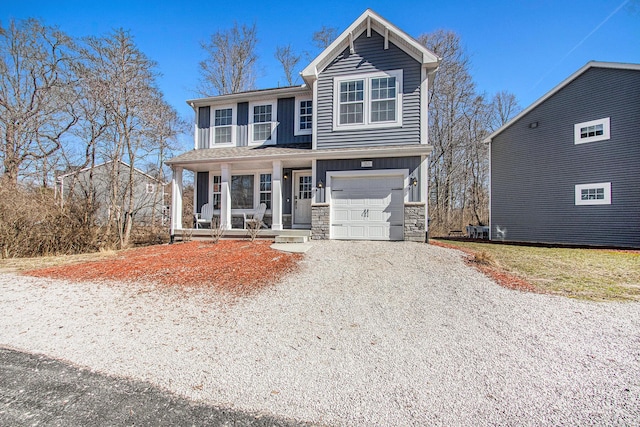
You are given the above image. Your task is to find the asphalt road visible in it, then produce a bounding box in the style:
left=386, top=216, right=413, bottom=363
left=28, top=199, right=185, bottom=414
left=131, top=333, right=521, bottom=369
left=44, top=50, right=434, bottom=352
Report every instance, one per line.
left=0, top=347, right=313, bottom=426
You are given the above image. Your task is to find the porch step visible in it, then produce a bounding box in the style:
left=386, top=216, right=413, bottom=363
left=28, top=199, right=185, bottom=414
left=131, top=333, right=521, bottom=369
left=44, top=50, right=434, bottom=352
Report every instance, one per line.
left=274, top=229, right=311, bottom=243
left=275, top=234, right=309, bottom=244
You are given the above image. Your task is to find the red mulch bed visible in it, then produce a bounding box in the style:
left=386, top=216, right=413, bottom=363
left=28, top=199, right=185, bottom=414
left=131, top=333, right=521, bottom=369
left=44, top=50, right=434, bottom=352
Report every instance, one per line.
left=430, top=240, right=540, bottom=293
left=26, top=240, right=303, bottom=295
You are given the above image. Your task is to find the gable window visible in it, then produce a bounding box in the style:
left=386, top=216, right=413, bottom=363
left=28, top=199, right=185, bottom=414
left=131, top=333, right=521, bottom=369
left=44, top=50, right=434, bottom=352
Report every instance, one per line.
left=371, top=76, right=396, bottom=122
left=339, top=80, right=364, bottom=124
left=213, top=107, right=234, bottom=145
left=334, top=70, right=403, bottom=130
left=575, top=182, right=611, bottom=205
left=574, top=117, right=610, bottom=145
left=249, top=101, right=277, bottom=145
left=295, top=98, right=313, bottom=136
left=259, top=174, right=272, bottom=209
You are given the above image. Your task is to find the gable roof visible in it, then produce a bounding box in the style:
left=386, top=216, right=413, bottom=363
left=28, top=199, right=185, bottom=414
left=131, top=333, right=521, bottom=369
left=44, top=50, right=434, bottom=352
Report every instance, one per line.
left=56, top=160, right=163, bottom=183
left=301, top=9, right=440, bottom=84
left=484, top=61, right=640, bottom=143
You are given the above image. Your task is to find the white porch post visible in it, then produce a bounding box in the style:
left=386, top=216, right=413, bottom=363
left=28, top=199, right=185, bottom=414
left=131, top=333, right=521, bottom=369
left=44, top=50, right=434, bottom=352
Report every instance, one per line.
left=420, top=155, right=429, bottom=231
left=170, top=166, right=183, bottom=237
left=220, top=163, right=232, bottom=229
left=271, top=160, right=283, bottom=230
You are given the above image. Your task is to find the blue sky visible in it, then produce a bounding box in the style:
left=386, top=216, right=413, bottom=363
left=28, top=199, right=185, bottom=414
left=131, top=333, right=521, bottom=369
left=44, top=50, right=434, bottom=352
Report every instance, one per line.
left=2, top=0, right=638, bottom=149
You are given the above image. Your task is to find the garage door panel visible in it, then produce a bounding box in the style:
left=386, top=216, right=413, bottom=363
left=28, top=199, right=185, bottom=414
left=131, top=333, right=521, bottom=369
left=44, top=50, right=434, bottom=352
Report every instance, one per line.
left=330, top=175, right=405, bottom=241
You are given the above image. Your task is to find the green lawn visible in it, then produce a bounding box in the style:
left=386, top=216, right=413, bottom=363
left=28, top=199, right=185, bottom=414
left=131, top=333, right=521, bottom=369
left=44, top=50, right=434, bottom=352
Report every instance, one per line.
left=434, top=240, right=640, bottom=302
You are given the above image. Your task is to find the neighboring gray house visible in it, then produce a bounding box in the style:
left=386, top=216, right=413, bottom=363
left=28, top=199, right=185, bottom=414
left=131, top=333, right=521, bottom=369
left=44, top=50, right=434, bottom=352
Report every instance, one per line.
left=166, top=9, right=440, bottom=241
left=56, top=160, right=166, bottom=226
left=485, top=61, right=640, bottom=248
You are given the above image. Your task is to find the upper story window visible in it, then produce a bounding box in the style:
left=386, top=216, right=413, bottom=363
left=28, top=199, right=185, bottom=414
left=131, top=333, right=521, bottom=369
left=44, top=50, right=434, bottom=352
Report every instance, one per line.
left=575, top=182, right=611, bottom=205
left=574, top=117, right=610, bottom=145
left=294, top=98, right=313, bottom=136
left=333, top=70, right=403, bottom=131
left=213, top=107, right=235, bottom=145
left=249, top=101, right=277, bottom=145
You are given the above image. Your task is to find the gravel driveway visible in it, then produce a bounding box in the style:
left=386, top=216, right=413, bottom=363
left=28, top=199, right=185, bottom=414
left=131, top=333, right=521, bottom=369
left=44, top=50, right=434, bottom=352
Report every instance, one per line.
left=1, top=241, right=639, bottom=425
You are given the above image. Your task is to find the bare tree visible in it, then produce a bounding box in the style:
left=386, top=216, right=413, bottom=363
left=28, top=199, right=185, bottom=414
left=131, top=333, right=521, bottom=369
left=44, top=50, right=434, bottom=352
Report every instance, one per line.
left=275, top=44, right=301, bottom=86
left=0, top=18, right=78, bottom=187
left=198, top=22, right=258, bottom=96
left=490, top=90, right=520, bottom=131
left=312, top=25, right=338, bottom=50
left=80, top=29, right=181, bottom=248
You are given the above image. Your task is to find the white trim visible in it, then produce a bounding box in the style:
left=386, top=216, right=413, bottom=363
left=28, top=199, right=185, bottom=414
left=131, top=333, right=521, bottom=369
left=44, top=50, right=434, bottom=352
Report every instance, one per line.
left=301, top=9, right=439, bottom=85
left=248, top=100, right=278, bottom=145
left=420, top=67, right=428, bottom=144
left=211, top=104, right=237, bottom=147
left=574, top=117, right=610, bottom=145
left=312, top=80, right=318, bottom=150
left=332, top=69, right=403, bottom=131
left=294, top=96, right=313, bottom=136
left=575, top=182, right=611, bottom=205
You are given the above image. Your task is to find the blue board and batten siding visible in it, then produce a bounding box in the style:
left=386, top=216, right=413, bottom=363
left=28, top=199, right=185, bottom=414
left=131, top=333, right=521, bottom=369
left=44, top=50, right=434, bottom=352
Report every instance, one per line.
left=491, top=67, right=640, bottom=248
left=317, top=157, right=422, bottom=193
left=198, top=99, right=311, bottom=147
left=316, top=31, right=422, bottom=149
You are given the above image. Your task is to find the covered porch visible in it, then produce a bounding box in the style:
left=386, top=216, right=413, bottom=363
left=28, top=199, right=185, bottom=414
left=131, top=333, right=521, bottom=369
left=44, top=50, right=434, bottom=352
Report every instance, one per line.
left=167, top=145, right=316, bottom=240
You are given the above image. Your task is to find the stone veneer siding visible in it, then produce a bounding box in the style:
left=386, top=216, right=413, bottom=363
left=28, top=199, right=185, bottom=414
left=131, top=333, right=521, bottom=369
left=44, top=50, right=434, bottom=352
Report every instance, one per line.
left=311, top=204, right=330, bottom=240
left=404, top=202, right=426, bottom=242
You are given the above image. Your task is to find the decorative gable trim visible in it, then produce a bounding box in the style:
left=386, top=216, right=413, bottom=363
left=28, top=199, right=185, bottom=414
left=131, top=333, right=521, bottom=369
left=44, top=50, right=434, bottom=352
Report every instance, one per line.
left=301, top=9, right=439, bottom=84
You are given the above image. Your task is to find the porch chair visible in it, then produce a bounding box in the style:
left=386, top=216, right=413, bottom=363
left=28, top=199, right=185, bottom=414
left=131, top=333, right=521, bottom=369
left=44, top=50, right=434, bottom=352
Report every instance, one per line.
left=194, top=203, right=213, bottom=229
left=243, top=203, right=267, bottom=229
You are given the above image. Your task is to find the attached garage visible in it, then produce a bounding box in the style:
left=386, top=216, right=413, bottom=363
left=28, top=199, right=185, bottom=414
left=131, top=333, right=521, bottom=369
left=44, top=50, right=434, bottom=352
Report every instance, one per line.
left=330, top=174, right=405, bottom=240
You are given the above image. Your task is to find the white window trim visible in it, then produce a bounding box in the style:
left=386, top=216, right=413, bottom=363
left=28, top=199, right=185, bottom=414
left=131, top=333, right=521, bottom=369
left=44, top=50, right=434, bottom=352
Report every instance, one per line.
left=249, top=100, right=277, bottom=145
left=575, top=182, right=611, bottom=205
left=211, top=105, right=237, bottom=147
left=574, top=117, right=610, bottom=145
left=333, top=69, right=403, bottom=131
left=294, top=96, right=313, bottom=136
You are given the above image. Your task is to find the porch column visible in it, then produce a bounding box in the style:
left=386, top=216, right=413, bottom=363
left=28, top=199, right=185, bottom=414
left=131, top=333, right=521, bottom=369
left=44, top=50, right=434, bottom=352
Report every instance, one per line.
left=271, top=160, right=283, bottom=230
left=420, top=155, right=429, bottom=232
left=220, top=163, right=232, bottom=229
left=170, top=166, right=183, bottom=237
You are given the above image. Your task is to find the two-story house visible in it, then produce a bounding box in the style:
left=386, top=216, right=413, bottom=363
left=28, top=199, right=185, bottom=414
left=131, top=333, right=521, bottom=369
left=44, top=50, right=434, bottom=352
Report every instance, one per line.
left=486, top=61, right=640, bottom=248
left=166, top=9, right=440, bottom=242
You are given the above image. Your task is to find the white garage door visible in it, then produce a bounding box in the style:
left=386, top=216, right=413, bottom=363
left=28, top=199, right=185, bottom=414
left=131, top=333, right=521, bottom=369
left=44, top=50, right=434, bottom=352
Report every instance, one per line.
left=331, top=175, right=404, bottom=241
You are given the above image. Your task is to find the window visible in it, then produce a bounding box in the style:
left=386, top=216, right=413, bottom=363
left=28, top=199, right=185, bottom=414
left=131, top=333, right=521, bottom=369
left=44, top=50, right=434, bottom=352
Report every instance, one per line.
left=574, top=117, right=610, bottom=145
left=294, top=98, right=312, bottom=136
left=259, top=174, right=272, bottom=209
left=212, top=175, right=221, bottom=209
left=575, top=182, right=611, bottom=205
left=249, top=101, right=277, bottom=144
left=333, top=70, right=403, bottom=130
left=339, top=80, right=364, bottom=124
left=370, top=76, right=396, bottom=122
left=231, top=175, right=254, bottom=209
left=213, top=107, right=234, bottom=145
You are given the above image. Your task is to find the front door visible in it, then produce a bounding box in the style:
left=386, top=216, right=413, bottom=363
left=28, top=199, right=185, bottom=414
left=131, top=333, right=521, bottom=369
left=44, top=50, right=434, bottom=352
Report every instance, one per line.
left=293, top=171, right=312, bottom=227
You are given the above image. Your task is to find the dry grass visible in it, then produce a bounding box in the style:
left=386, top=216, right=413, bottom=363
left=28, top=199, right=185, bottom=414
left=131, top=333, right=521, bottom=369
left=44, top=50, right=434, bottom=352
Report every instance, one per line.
left=0, top=249, right=121, bottom=273
left=434, top=239, right=640, bottom=301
